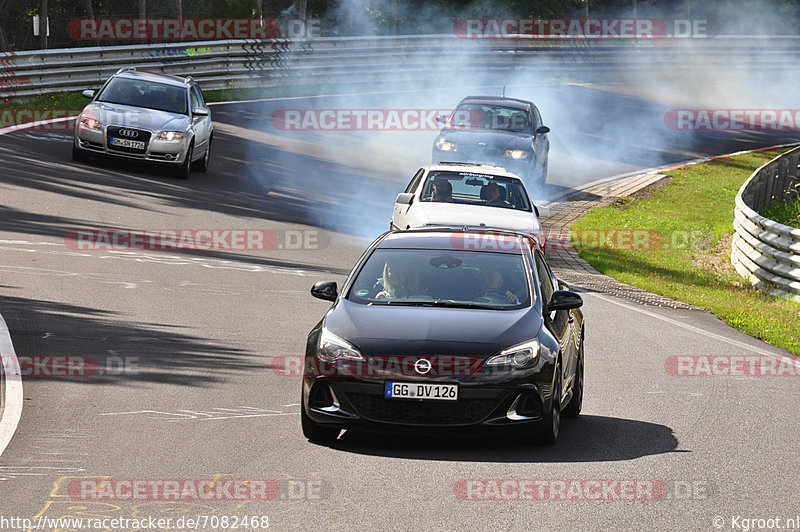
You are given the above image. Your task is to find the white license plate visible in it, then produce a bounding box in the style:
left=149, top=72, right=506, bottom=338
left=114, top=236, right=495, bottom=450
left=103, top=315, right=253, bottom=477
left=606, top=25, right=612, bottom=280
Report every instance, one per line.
left=384, top=381, right=458, bottom=401
left=109, top=137, right=145, bottom=149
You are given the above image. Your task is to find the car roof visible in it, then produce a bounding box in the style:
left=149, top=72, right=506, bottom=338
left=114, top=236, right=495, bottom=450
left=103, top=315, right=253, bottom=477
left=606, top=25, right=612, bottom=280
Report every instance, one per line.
left=425, top=162, right=522, bottom=180
left=114, top=70, right=193, bottom=88
left=458, top=96, right=533, bottom=111
left=375, top=228, right=533, bottom=254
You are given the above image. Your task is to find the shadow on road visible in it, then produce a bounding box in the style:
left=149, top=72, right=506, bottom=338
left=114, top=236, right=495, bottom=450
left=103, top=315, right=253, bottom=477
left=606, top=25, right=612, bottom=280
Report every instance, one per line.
left=324, top=414, right=680, bottom=462
left=0, top=295, right=260, bottom=387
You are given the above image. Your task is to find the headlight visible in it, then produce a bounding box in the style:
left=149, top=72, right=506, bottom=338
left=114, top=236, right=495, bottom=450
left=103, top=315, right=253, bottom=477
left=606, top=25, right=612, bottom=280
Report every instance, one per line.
left=435, top=138, right=457, bottom=152
left=504, top=149, right=530, bottom=160
left=486, top=339, right=539, bottom=368
left=317, top=328, right=363, bottom=362
left=156, top=131, right=185, bottom=141
left=79, top=116, right=101, bottom=130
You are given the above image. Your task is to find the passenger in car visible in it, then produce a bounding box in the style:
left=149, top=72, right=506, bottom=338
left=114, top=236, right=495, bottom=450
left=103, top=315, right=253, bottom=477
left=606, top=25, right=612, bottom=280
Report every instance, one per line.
left=375, top=258, right=425, bottom=299
left=432, top=179, right=454, bottom=203
left=478, top=268, right=519, bottom=303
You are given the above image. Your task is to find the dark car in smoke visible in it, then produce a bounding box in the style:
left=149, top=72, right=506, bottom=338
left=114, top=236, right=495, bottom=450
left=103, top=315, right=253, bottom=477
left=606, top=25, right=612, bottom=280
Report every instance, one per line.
left=300, top=228, right=585, bottom=445
left=432, top=96, right=550, bottom=186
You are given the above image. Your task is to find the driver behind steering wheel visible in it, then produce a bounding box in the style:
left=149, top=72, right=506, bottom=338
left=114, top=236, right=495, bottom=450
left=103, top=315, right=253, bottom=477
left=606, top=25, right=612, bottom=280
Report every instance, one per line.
left=478, top=268, right=519, bottom=304
left=483, top=182, right=508, bottom=207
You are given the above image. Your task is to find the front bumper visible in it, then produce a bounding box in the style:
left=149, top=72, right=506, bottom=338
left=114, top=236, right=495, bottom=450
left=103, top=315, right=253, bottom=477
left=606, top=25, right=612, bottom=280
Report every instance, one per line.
left=75, top=125, right=189, bottom=165
left=302, top=374, right=553, bottom=431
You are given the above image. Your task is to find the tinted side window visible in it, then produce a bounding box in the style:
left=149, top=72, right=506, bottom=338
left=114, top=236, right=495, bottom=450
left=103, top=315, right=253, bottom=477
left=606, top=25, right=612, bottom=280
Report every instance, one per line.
left=534, top=250, right=553, bottom=303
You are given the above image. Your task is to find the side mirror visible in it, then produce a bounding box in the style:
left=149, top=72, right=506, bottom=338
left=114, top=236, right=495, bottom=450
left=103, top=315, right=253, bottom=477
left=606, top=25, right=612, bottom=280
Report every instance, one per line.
left=395, top=192, right=414, bottom=205
left=311, top=281, right=338, bottom=302
left=536, top=205, right=551, bottom=218
left=536, top=125, right=550, bottom=135
left=546, top=290, right=582, bottom=311
left=436, top=115, right=447, bottom=124
left=81, top=90, right=95, bottom=99
left=193, top=108, right=210, bottom=117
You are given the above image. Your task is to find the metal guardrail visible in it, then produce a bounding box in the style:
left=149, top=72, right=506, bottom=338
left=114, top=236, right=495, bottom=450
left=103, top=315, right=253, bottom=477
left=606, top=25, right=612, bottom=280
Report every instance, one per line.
left=4, top=35, right=800, bottom=98
left=732, top=145, right=800, bottom=301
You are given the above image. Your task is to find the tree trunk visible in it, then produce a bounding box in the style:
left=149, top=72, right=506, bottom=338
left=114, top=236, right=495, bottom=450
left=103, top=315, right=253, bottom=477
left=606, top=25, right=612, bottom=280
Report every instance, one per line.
left=39, top=0, right=48, bottom=49
left=175, top=0, right=182, bottom=20
left=139, top=0, right=146, bottom=20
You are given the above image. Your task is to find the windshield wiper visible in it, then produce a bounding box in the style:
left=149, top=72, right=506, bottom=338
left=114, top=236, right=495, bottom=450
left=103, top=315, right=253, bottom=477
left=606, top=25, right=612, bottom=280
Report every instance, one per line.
left=427, top=300, right=507, bottom=310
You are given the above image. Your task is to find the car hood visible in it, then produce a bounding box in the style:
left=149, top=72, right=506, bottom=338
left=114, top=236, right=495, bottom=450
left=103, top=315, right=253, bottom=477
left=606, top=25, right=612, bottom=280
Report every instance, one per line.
left=438, top=128, right=533, bottom=150
left=83, top=102, right=190, bottom=131
left=416, top=202, right=541, bottom=232
left=324, top=299, right=542, bottom=358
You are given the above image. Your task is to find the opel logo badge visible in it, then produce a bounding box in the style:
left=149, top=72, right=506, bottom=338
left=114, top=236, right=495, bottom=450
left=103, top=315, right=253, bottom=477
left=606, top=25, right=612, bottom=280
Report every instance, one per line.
left=118, top=129, right=139, bottom=138
left=414, top=358, right=432, bottom=375
left=477, top=141, right=487, bottom=147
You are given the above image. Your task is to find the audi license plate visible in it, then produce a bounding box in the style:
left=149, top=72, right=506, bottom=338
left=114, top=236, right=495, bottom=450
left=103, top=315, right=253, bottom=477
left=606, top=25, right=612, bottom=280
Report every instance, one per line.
left=109, top=137, right=145, bottom=150
left=384, top=382, right=458, bottom=401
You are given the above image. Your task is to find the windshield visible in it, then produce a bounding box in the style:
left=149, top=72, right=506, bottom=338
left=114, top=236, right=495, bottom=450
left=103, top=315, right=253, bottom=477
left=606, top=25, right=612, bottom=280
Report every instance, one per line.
left=97, top=78, right=188, bottom=115
left=420, top=171, right=531, bottom=212
left=452, top=104, right=531, bottom=132
left=347, top=249, right=531, bottom=310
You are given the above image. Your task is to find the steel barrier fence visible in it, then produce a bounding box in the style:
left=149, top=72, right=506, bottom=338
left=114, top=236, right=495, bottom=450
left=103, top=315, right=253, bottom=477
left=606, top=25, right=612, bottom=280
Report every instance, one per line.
left=732, top=145, right=800, bottom=301
left=3, top=35, right=800, bottom=98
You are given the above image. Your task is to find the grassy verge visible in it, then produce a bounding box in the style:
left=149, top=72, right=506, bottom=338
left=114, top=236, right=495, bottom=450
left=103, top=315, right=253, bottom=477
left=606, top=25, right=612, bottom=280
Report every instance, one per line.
left=763, top=195, right=800, bottom=227
left=571, top=148, right=800, bottom=355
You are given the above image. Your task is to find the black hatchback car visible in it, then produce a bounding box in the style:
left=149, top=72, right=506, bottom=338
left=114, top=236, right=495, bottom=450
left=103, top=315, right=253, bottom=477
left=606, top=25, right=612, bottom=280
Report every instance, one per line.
left=301, top=228, right=584, bottom=445
left=432, top=96, right=551, bottom=186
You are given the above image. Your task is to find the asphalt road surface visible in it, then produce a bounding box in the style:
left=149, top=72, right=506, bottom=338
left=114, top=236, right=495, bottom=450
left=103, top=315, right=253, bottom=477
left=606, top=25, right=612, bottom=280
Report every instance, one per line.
left=0, top=84, right=799, bottom=531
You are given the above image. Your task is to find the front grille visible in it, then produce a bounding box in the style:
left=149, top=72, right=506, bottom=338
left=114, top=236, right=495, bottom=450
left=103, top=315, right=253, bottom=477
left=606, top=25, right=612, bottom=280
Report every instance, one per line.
left=106, top=127, right=151, bottom=154
left=346, top=393, right=499, bottom=425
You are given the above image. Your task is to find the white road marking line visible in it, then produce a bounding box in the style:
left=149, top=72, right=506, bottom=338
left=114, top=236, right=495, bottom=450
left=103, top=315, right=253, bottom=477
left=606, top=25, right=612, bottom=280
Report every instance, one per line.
left=586, top=292, right=799, bottom=366
left=0, top=312, right=22, bottom=458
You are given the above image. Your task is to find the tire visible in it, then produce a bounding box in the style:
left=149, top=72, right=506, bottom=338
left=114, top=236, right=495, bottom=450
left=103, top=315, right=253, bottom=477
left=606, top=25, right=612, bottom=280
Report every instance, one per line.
left=175, top=142, right=193, bottom=180
left=72, top=142, right=88, bottom=163
left=301, top=402, right=340, bottom=443
left=562, top=340, right=584, bottom=418
left=193, top=136, right=211, bottom=172
left=538, top=364, right=562, bottom=445
left=530, top=159, right=548, bottom=187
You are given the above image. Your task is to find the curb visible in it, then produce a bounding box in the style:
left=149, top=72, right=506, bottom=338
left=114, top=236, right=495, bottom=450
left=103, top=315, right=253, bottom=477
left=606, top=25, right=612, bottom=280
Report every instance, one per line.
left=0, top=311, right=21, bottom=457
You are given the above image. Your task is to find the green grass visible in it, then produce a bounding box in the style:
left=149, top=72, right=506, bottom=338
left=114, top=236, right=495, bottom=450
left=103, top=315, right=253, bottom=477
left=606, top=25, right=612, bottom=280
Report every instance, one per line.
left=763, top=195, right=800, bottom=227
left=571, top=148, right=800, bottom=355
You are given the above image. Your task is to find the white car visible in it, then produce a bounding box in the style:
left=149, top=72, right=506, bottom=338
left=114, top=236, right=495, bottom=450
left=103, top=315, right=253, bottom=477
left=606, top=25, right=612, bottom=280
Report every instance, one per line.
left=390, top=163, right=542, bottom=235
